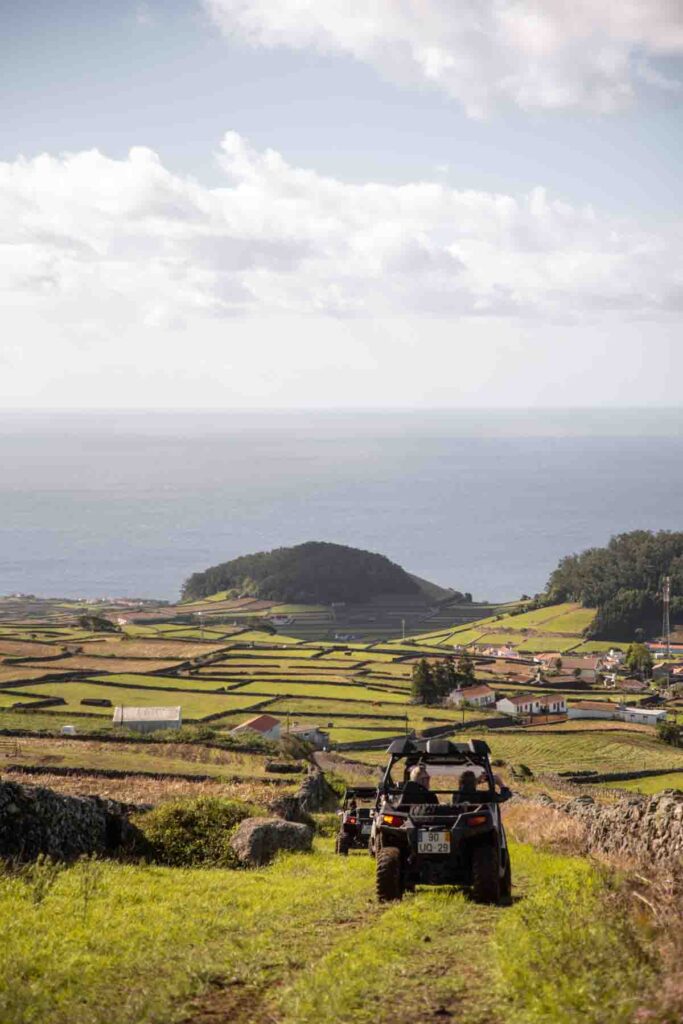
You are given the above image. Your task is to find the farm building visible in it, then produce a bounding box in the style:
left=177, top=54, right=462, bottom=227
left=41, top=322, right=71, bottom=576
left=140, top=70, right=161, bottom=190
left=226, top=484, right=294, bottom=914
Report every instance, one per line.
left=543, top=656, right=603, bottom=683
left=568, top=701, right=619, bottom=720
left=496, top=694, right=542, bottom=716
left=231, top=713, right=281, bottom=740
left=619, top=706, right=668, bottom=727
left=538, top=694, right=567, bottom=714
left=288, top=724, right=330, bottom=748
left=447, top=684, right=496, bottom=708
left=112, top=706, right=182, bottom=734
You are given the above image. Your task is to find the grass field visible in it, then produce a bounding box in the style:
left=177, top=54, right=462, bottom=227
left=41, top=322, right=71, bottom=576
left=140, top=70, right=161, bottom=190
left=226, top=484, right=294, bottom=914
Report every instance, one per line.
left=359, top=727, right=683, bottom=775
left=0, top=839, right=661, bottom=1024
left=0, top=736, right=279, bottom=780
left=232, top=680, right=409, bottom=703
left=602, top=772, right=683, bottom=794
left=7, top=681, right=261, bottom=720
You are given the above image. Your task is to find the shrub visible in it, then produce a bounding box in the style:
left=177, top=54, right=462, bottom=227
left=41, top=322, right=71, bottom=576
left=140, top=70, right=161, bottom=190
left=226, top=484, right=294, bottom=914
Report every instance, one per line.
left=134, top=797, right=258, bottom=868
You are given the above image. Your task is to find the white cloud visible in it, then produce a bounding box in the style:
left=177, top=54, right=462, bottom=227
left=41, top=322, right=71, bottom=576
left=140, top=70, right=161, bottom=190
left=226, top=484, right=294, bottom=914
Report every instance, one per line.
left=203, top=0, right=683, bottom=115
left=1, top=132, right=680, bottom=334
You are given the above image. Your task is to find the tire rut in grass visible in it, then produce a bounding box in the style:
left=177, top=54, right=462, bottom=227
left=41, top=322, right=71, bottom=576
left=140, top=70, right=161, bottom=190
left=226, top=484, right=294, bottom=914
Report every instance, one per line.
left=270, top=890, right=511, bottom=1024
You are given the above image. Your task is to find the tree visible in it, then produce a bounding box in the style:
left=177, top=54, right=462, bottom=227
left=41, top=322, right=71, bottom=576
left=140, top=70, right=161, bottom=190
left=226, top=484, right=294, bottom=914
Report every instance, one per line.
left=432, top=662, right=449, bottom=702
left=657, top=721, right=682, bottom=748
left=456, top=653, right=475, bottom=686
left=411, top=660, right=436, bottom=705
left=624, top=643, right=654, bottom=679
left=77, top=614, right=119, bottom=633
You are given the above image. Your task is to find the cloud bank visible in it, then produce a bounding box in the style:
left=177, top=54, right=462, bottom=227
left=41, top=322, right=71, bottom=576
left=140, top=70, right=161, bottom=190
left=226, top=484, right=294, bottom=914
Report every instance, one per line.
left=204, top=0, right=683, bottom=115
left=1, top=132, right=680, bottom=333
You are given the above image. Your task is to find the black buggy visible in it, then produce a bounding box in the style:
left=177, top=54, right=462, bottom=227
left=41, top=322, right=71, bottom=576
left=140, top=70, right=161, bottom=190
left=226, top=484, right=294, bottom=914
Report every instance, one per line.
left=371, top=737, right=512, bottom=903
left=335, top=786, right=377, bottom=855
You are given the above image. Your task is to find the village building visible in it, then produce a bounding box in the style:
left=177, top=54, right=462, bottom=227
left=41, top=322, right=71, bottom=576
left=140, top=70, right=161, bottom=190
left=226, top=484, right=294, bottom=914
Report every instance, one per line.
left=619, top=706, right=668, bottom=727
left=112, top=706, right=182, bottom=734
left=567, top=700, right=620, bottom=720
left=447, top=684, right=496, bottom=708
left=288, top=724, right=330, bottom=749
left=542, top=655, right=603, bottom=683
left=496, top=694, right=542, bottom=716
left=231, top=713, right=281, bottom=740
left=538, top=694, right=567, bottom=714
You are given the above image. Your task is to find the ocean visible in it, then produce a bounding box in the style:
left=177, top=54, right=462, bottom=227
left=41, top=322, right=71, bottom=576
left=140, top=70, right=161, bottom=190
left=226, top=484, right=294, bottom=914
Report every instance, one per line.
left=1, top=408, right=681, bottom=603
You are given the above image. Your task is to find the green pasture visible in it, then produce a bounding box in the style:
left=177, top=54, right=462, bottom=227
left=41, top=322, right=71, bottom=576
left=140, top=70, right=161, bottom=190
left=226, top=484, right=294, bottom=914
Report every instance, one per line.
left=264, top=697, right=407, bottom=718
left=231, top=680, right=409, bottom=703
left=88, top=673, right=233, bottom=692
left=517, top=638, right=581, bottom=653
left=0, top=709, right=116, bottom=733
left=462, top=728, right=683, bottom=774
left=7, top=681, right=260, bottom=720
left=534, top=607, right=596, bottom=634
left=604, top=771, right=683, bottom=794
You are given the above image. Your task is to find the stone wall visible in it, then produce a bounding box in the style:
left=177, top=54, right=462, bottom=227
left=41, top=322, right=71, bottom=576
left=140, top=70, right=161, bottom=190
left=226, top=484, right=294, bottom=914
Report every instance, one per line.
left=0, top=779, right=135, bottom=862
left=520, top=791, right=683, bottom=867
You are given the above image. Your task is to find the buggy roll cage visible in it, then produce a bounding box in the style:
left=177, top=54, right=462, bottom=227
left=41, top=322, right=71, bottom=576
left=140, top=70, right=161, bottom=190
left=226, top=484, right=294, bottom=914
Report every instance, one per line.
left=343, top=786, right=379, bottom=801
left=378, top=737, right=500, bottom=801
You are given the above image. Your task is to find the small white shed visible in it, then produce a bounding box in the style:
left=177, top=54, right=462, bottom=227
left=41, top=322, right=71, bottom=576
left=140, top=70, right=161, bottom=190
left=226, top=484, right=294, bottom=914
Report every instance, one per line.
left=112, top=706, right=182, bottom=734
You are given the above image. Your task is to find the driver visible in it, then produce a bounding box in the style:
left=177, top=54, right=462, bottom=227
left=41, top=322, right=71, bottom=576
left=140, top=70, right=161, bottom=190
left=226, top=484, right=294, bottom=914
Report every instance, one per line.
left=401, top=764, right=439, bottom=805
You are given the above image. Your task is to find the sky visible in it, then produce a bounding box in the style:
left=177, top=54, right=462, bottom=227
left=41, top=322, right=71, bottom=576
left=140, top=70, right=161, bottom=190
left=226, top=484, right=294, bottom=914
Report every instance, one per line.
left=1, top=0, right=682, bottom=409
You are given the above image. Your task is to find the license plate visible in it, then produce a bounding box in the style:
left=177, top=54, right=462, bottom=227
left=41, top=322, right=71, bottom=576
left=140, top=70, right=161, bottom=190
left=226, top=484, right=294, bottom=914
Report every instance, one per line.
left=362, top=824, right=372, bottom=834
left=418, top=830, right=450, bottom=854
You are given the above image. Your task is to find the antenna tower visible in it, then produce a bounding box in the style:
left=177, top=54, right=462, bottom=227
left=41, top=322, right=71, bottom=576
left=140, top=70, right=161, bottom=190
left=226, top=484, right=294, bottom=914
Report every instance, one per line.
left=662, top=576, right=671, bottom=660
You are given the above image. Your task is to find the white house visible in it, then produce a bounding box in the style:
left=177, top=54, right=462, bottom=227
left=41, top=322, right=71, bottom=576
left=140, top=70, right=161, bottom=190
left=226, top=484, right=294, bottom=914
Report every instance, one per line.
left=447, top=684, right=496, bottom=708
left=538, top=694, right=567, bottom=714
left=112, top=706, right=182, bottom=734
left=567, top=700, right=619, bottom=720
left=619, top=706, right=668, bottom=727
left=496, top=694, right=542, bottom=716
left=231, top=713, right=281, bottom=741
left=288, top=724, right=330, bottom=749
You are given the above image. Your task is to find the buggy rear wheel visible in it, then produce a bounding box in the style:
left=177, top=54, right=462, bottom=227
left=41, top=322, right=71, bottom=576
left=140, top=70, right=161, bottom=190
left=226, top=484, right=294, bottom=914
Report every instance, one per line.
left=376, top=846, right=403, bottom=902
left=471, top=845, right=500, bottom=904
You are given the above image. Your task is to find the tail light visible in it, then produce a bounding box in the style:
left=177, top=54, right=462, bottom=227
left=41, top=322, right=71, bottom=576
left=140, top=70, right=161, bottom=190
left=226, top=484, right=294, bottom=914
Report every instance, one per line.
left=347, top=816, right=357, bottom=824
left=466, top=815, right=488, bottom=827
left=382, top=813, right=405, bottom=827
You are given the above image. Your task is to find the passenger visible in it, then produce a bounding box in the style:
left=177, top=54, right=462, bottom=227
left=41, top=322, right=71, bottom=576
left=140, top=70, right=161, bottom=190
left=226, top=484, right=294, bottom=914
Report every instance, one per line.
left=401, top=764, right=439, bottom=805
left=454, top=770, right=478, bottom=802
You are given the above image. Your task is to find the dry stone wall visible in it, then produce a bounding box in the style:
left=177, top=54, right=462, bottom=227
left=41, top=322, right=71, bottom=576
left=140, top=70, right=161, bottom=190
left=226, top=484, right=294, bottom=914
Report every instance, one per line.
left=522, top=791, right=683, bottom=867
left=0, top=779, right=135, bottom=861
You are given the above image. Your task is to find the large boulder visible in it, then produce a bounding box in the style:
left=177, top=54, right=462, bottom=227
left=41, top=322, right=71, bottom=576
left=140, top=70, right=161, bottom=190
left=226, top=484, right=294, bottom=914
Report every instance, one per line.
left=229, top=816, right=313, bottom=867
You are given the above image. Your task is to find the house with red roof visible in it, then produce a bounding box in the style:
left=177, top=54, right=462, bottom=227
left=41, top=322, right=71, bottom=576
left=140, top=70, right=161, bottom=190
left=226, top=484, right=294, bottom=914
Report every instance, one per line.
left=231, top=713, right=281, bottom=740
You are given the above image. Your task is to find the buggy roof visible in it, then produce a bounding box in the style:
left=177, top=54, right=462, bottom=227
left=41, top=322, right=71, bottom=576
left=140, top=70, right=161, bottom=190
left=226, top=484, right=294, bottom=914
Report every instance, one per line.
left=385, top=737, right=491, bottom=763
left=343, top=786, right=378, bottom=799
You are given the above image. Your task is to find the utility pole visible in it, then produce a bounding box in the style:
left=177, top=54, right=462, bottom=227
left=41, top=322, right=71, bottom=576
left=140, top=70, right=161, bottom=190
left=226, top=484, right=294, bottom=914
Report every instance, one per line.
left=662, top=576, right=671, bottom=690
left=662, top=576, right=671, bottom=660
left=401, top=618, right=406, bottom=641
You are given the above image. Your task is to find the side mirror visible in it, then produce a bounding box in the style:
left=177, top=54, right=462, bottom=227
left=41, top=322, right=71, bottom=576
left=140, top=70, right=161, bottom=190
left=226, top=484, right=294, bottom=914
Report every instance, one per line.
left=498, top=787, right=512, bottom=803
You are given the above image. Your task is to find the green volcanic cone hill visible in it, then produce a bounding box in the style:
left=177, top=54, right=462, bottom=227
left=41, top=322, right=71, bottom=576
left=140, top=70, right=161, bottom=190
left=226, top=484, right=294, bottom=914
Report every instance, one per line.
left=181, top=541, right=454, bottom=605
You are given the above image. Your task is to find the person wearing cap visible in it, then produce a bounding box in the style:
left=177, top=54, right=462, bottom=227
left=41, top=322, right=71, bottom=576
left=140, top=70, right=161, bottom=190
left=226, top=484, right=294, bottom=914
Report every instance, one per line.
left=401, top=763, right=439, bottom=805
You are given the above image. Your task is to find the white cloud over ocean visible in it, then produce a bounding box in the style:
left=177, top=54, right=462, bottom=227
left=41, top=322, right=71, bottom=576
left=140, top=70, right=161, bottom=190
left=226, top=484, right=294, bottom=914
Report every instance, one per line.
left=204, top=0, right=683, bottom=116
left=1, top=131, right=681, bottom=332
